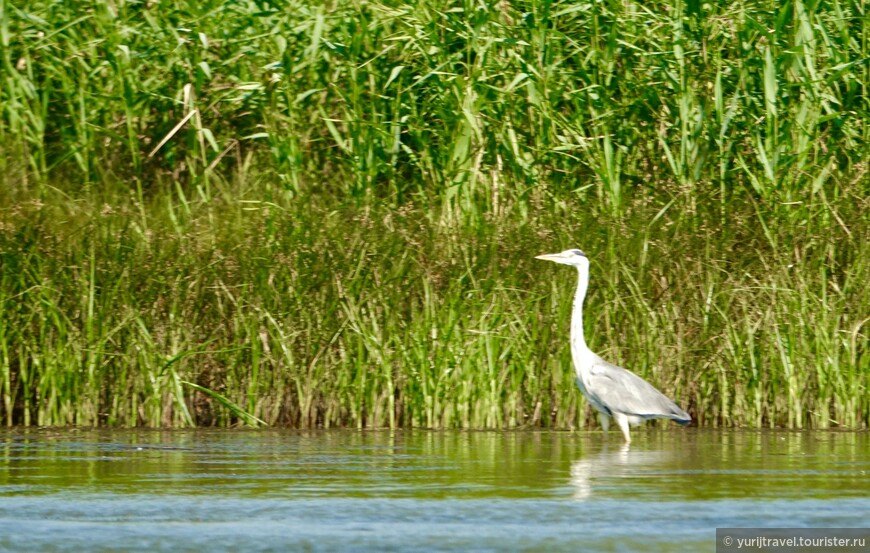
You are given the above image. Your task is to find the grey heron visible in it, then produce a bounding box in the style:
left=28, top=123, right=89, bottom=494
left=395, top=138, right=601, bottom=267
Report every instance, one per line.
left=536, top=249, right=690, bottom=443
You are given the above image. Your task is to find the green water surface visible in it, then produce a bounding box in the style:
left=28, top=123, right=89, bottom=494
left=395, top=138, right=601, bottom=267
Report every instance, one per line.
left=0, top=429, right=867, bottom=552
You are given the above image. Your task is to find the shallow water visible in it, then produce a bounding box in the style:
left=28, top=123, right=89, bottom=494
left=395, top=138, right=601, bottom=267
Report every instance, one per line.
left=0, top=429, right=867, bottom=552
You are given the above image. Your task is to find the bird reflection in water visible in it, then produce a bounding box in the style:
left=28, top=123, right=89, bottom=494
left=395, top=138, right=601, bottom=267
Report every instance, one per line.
left=569, top=444, right=675, bottom=500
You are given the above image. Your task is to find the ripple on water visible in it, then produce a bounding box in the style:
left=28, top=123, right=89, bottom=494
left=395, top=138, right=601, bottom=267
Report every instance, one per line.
left=0, top=429, right=868, bottom=552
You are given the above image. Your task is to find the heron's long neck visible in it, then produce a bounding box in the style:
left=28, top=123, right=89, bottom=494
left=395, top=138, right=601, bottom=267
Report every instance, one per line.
left=571, top=265, right=591, bottom=359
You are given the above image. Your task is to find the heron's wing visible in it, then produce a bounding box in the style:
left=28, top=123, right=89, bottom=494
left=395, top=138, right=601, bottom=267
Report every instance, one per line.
left=584, top=357, right=690, bottom=422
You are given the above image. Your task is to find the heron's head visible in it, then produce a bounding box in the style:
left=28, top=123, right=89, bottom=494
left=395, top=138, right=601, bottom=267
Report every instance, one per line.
left=535, top=249, right=588, bottom=267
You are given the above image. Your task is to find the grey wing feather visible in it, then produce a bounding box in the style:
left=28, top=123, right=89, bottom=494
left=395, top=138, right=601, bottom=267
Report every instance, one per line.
left=584, top=357, right=691, bottom=423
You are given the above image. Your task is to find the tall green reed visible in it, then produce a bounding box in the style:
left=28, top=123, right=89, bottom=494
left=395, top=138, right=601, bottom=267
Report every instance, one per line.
left=3, top=0, right=867, bottom=211
left=0, top=185, right=866, bottom=429
left=0, top=0, right=868, bottom=429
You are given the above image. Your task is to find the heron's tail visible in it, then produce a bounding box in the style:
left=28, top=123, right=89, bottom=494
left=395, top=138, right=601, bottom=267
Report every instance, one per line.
left=670, top=407, right=691, bottom=425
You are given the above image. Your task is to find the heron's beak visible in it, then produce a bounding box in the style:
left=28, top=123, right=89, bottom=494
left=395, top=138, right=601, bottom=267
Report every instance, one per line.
left=535, top=253, right=563, bottom=262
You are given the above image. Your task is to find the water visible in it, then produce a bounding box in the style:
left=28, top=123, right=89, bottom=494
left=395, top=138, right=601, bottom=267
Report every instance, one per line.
left=0, top=429, right=867, bottom=552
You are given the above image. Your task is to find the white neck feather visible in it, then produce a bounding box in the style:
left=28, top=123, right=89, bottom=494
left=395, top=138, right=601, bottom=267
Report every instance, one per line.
left=570, top=263, right=595, bottom=372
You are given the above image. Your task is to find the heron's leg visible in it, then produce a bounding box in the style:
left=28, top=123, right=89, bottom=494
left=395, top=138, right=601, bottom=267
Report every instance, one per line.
left=598, top=413, right=610, bottom=437
left=612, top=412, right=632, bottom=444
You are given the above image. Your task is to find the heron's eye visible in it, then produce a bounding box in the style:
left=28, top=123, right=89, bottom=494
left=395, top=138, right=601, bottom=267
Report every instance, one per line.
left=571, top=249, right=586, bottom=257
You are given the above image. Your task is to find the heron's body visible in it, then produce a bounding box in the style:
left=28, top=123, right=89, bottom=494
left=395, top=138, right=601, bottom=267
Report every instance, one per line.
left=537, top=249, right=690, bottom=443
